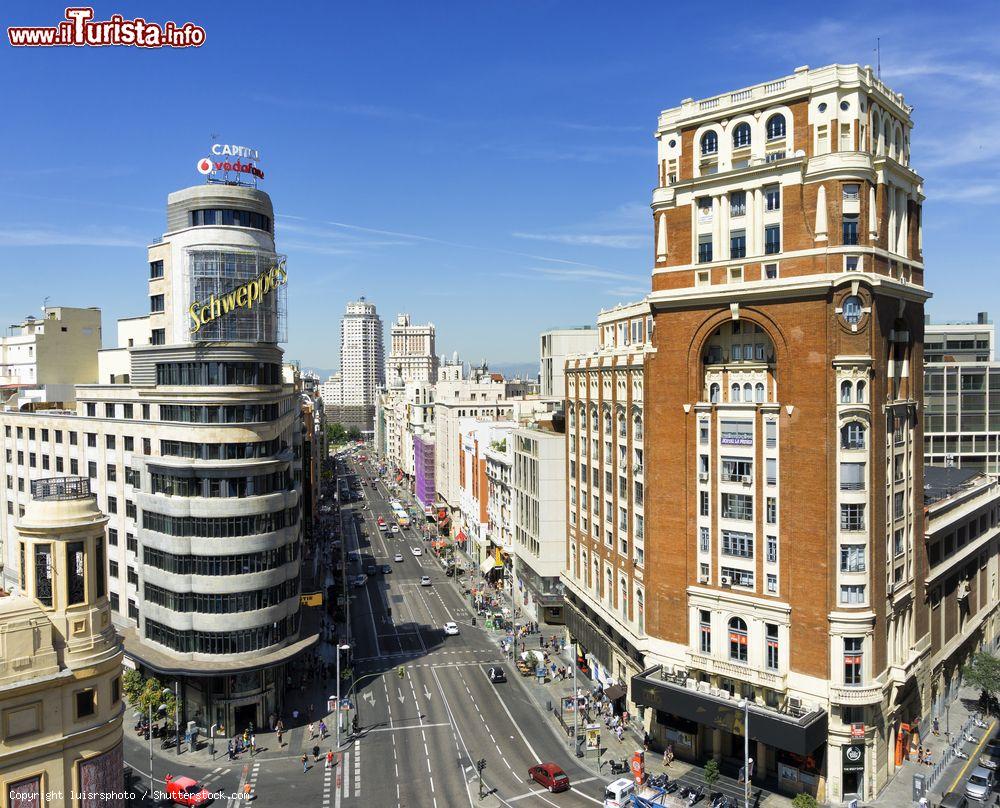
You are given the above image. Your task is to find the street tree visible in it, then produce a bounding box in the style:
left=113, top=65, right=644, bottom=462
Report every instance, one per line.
left=703, top=759, right=720, bottom=788
left=791, top=794, right=818, bottom=808
left=963, top=651, right=1000, bottom=700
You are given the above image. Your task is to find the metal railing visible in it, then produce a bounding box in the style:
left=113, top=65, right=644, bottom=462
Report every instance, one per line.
left=926, top=714, right=975, bottom=792
left=31, top=476, right=91, bottom=501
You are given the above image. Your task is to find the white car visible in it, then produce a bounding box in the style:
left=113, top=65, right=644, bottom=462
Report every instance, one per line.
left=444, top=622, right=459, bottom=635
left=420, top=576, right=432, bottom=586
left=390, top=525, right=400, bottom=534
left=411, top=546, right=422, bottom=556
left=393, top=553, right=404, bottom=562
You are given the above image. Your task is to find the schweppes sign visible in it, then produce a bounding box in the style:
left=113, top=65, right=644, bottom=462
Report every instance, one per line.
left=189, top=262, right=287, bottom=334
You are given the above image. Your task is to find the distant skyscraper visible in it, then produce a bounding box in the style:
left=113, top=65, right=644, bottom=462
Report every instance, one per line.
left=387, top=313, right=438, bottom=387
left=340, top=297, right=384, bottom=406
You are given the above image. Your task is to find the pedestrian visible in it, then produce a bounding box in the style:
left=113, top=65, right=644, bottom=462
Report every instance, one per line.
left=277, top=729, right=284, bottom=747
left=917, top=745, right=924, bottom=765
left=319, top=720, right=327, bottom=739
left=313, top=744, right=321, bottom=760
left=227, top=740, right=234, bottom=761
left=302, top=754, right=309, bottom=773
left=249, top=734, right=256, bottom=757
left=308, top=722, right=315, bottom=740
left=326, top=750, right=334, bottom=770
left=932, top=716, right=940, bottom=736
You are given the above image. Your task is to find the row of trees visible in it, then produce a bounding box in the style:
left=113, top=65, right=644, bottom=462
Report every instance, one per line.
left=327, top=422, right=362, bottom=445
left=122, top=668, right=181, bottom=720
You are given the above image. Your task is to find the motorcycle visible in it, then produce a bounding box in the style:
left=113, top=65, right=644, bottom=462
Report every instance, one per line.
left=711, top=796, right=729, bottom=808
left=688, top=785, right=704, bottom=805
left=608, top=759, right=629, bottom=776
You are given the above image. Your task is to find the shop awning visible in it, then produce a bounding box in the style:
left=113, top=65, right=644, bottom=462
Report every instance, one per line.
left=455, top=531, right=467, bottom=544
left=604, top=684, right=627, bottom=702
left=480, top=556, right=497, bottom=574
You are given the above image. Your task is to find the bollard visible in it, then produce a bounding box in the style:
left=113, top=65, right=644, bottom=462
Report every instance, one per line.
left=547, top=700, right=552, bottom=712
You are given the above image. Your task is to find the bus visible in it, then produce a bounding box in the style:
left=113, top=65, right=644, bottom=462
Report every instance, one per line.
left=389, top=500, right=410, bottom=528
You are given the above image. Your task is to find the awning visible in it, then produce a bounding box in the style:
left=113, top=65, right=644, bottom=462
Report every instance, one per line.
left=480, top=556, right=497, bottom=574
left=604, top=684, right=627, bottom=702
left=455, top=531, right=467, bottom=544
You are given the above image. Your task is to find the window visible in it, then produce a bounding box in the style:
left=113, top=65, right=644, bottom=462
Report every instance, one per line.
left=151, top=328, right=166, bottom=345
left=721, top=457, right=752, bottom=482
left=766, top=114, right=786, bottom=140
left=149, top=260, right=164, bottom=279
left=106, top=464, right=116, bottom=482
left=845, top=255, right=860, bottom=272
left=730, top=230, right=746, bottom=259
left=709, top=384, right=720, bottom=404
left=843, top=183, right=860, bottom=201
left=764, top=186, right=781, bottom=211
left=730, top=383, right=740, bottom=403
left=722, top=530, right=753, bottom=558
left=700, top=610, right=712, bottom=653
left=107, top=495, right=118, bottom=514
left=86, top=433, right=96, bottom=448
left=767, top=574, right=777, bottom=593
left=842, top=295, right=863, bottom=325
left=841, top=380, right=852, bottom=403
left=108, top=527, right=118, bottom=546
left=700, top=490, right=709, bottom=516
left=75, top=689, right=96, bottom=719
left=763, top=263, right=778, bottom=280
left=894, top=491, right=905, bottom=520
left=766, top=535, right=777, bottom=563
left=721, top=493, right=753, bottom=521
left=893, top=529, right=904, bottom=558
left=701, top=131, right=718, bottom=155
left=728, top=617, right=748, bottom=661
left=766, top=458, right=777, bottom=485
left=766, top=497, right=777, bottom=525
left=856, top=381, right=866, bottom=403
left=720, top=420, right=752, bottom=445
left=754, top=383, right=765, bottom=403
left=87, top=461, right=97, bottom=479
left=733, top=123, right=751, bottom=149
left=844, top=638, right=863, bottom=684
left=109, top=560, right=119, bottom=578
left=843, top=214, right=859, bottom=245
left=105, top=403, right=114, bottom=418
left=730, top=191, right=746, bottom=217
left=841, top=422, right=866, bottom=450
left=699, top=527, right=710, bottom=553
left=840, top=544, right=866, bottom=572
left=150, top=294, right=165, bottom=313
left=124, top=435, right=134, bottom=451
left=840, top=584, right=865, bottom=604
left=840, top=503, right=865, bottom=532
left=698, top=235, right=713, bottom=263
left=840, top=462, right=865, bottom=491
left=764, top=225, right=781, bottom=255
left=85, top=403, right=96, bottom=417
left=765, top=624, right=779, bottom=670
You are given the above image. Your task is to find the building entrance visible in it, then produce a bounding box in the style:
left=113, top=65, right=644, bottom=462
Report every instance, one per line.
left=234, top=703, right=258, bottom=735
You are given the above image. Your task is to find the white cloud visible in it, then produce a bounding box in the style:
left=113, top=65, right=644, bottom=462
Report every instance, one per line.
left=0, top=226, right=144, bottom=247
left=512, top=232, right=646, bottom=249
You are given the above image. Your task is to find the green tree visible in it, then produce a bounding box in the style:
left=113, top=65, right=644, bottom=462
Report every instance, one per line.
left=703, top=759, right=720, bottom=788
left=137, top=676, right=181, bottom=722
left=346, top=427, right=362, bottom=441
left=963, top=651, right=1000, bottom=699
left=327, top=423, right=348, bottom=445
left=524, top=651, right=539, bottom=671
left=122, top=668, right=145, bottom=704
left=791, top=794, right=818, bottom=808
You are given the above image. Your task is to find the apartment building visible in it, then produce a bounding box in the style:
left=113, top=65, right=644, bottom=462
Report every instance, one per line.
left=923, top=467, right=1000, bottom=722
left=564, top=299, right=652, bottom=693
left=457, top=418, right=516, bottom=570
left=485, top=433, right=513, bottom=579
left=0, top=307, right=102, bottom=409
left=563, top=65, right=928, bottom=803
left=512, top=415, right=568, bottom=624
left=0, top=181, right=310, bottom=735
left=540, top=327, right=599, bottom=399
left=387, top=314, right=437, bottom=387
left=924, top=313, right=1000, bottom=474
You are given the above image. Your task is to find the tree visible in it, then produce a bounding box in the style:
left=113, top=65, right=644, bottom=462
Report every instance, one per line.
left=703, top=759, right=720, bottom=788
left=122, top=668, right=145, bottom=704
left=963, top=651, right=1000, bottom=700
left=346, top=427, right=362, bottom=441
left=327, top=423, right=348, bottom=445
left=791, top=794, right=818, bottom=808
left=136, top=675, right=181, bottom=723
left=524, top=651, right=539, bottom=671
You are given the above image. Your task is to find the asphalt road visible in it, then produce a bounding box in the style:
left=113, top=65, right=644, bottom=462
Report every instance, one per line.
left=342, top=456, right=609, bottom=808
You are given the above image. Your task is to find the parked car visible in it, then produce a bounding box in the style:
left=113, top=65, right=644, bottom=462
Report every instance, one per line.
left=444, top=622, right=459, bottom=635
left=420, top=576, right=432, bottom=586
left=966, top=766, right=994, bottom=802
left=164, top=774, right=212, bottom=806
left=487, top=666, right=506, bottom=684
left=527, top=762, right=570, bottom=793
left=393, top=553, right=404, bottom=562
left=981, top=739, right=1000, bottom=770
left=381, top=564, right=392, bottom=574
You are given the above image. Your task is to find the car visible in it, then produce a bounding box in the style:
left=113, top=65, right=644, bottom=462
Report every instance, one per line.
left=353, top=574, right=368, bottom=587
left=390, top=525, right=400, bottom=534
left=365, top=564, right=376, bottom=575
left=411, top=546, right=422, bottom=556
left=164, top=774, right=212, bottom=806
left=444, top=622, right=459, bottom=635
left=420, top=576, right=432, bottom=586
left=966, top=765, right=994, bottom=802
left=381, top=564, right=392, bottom=574
left=393, top=553, right=404, bottom=562
left=527, top=763, right=570, bottom=793
left=487, top=666, right=506, bottom=684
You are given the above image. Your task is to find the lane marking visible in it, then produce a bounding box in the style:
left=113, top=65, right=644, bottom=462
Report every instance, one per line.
left=947, top=718, right=997, bottom=794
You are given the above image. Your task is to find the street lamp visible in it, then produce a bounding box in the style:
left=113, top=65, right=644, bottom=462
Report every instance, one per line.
left=335, top=644, right=351, bottom=750
left=173, top=680, right=181, bottom=756
left=139, top=689, right=171, bottom=795
left=739, top=698, right=751, bottom=808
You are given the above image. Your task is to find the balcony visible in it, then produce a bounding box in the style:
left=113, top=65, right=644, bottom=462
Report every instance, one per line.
left=829, top=681, right=884, bottom=706
left=688, top=652, right=786, bottom=691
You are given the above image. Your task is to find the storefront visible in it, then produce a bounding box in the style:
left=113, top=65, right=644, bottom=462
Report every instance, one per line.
left=564, top=595, right=643, bottom=700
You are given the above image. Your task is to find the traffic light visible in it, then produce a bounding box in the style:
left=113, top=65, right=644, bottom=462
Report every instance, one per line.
left=397, top=665, right=405, bottom=679
left=352, top=715, right=359, bottom=734
left=476, top=758, right=487, bottom=772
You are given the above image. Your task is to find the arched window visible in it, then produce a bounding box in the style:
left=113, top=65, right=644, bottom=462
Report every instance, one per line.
left=582, top=549, right=588, bottom=585
left=856, top=380, right=866, bottom=403
left=840, top=380, right=852, bottom=403
left=603, top=409, right=612, bottom=435
left=728, top=617, right=748, bottom=662
left=710, top=383, right=721, bottom=404
left=636, top=589, right=644, bottom=632
left=754, top=383, right=765, bottom=404
left=617, top=411, right=627, bottom=439
left=590, top=408, right=598, bottom=431
left=743, top=383, right=753, bottom=402
left=766, top=114, right=786, bottom=141
left=731, top=383, right=741, bottom=403
left=606, top=567, right=613, bottom=605
left=568, top=405, right=576, bottom=428
left=620, top=578, right=628, bottom=620
left=594, top=559, right=600, bottom=596
left=841, top=422, right=866, bottom=450
left=733, top=122, right=751, bottom=148
left=701, top=130, right=718, bottom=155
left=633, top=412, right=644, bottom=440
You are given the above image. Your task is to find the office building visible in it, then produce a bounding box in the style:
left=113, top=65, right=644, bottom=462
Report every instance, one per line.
left=565, top=65, right=928, bottom=803
left=387, top=314, right=437, bottom=388
left=0, top=307, right=102, bottom=410
left=924, top=313, right=1000, bottom=473
left=540, top=327, right=599, bottom=399
left=328, top=298, right=384, bottom=434
left=0, top=180, right=312, bottom=735
left=0, top=476, right=123, bottom=803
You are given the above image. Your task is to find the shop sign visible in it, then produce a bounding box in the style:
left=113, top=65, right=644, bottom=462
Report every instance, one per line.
left=197, top=143, right=264, bottom=181
left=842, top=743, right=865, bottom=774
left=189, top=261, right=287, bottom=334
left=585, top=724, right=601, bottom=750
left=851, top=722, right=865, bottom=739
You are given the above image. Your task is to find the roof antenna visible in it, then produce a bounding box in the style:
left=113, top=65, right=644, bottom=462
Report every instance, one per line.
left=876, top=37, right=881, bottom=79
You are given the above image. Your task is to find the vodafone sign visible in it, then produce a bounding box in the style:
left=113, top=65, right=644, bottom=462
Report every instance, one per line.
left=197, top=143, right=264, bottom=183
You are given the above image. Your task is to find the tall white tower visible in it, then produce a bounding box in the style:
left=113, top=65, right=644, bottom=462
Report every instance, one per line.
left=340, top=297, right=385, bottom=406
left=387, top=313, right=438, bottom=387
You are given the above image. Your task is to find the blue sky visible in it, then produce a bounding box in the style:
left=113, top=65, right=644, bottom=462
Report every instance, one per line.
left=1, top=1, right=998, bottom=371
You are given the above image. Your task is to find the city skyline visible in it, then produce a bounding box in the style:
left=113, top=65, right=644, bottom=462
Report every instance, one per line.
left=1, top=1, right=998, bottom=368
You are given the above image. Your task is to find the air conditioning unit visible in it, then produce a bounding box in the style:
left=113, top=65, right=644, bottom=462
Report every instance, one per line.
left=787, top=696, right=802, bottom=711
left=741, top=475, right=753, bottom=485
left=698, top=574, right=709, bottom=584
left=721, top=575, right=732, bottom=587
left=698, top=472, right=709, bottom=482
left=887, top=582, right=896, bottom=596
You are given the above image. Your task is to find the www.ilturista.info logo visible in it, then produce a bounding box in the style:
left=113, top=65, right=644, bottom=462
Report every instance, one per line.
left=197, top=157, right=264, bottom=180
